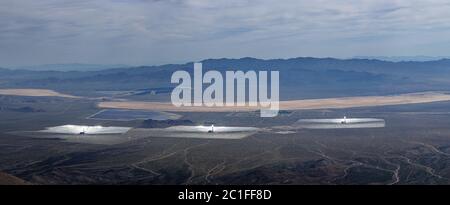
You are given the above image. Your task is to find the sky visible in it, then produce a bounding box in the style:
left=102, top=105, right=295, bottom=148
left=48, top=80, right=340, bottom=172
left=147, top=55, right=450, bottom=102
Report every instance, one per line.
left=2, top=0, right=450, bottom=67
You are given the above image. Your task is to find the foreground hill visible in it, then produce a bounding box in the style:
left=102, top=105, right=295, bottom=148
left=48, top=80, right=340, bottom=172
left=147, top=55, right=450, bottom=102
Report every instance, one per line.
left=0, top=171, right=29, bottom=185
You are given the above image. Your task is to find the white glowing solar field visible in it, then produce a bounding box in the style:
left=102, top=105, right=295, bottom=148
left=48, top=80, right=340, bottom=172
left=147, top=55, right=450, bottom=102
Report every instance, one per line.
left=10, top=116, right=386, bottom=145
left=3, top=125, right=134, bottom=145
left=294, top=117, right=385, bottom=129
left=127, top=125, right=260, bottom=139
left=10, top=124, right=261, bottom=144
left=165, top=125, right=259, bottom=133
left=39, top=125, right=131, bottom=135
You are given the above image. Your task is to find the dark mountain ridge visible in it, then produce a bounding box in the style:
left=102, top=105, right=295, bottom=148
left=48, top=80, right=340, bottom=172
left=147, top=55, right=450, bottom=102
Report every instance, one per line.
left=1, top=57, right=450, bottom=99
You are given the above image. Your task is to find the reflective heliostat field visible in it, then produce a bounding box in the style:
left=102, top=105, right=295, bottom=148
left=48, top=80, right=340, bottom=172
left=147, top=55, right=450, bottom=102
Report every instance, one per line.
left=294, top=118, right=385, bottom=129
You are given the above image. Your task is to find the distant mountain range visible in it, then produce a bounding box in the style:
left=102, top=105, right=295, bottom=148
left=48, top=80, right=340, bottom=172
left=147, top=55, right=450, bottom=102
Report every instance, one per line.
left=354, top=56, right=450, bottom=62
left=1, top=57, right=450, bottom=99
left=9, top=63, right=130, bottom=72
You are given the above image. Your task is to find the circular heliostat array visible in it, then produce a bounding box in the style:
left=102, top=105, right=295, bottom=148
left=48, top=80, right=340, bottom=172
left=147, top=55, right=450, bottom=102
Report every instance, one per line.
left=39, top=125, right=131, bottom=135
left=294, top=118, right=385, bottom=129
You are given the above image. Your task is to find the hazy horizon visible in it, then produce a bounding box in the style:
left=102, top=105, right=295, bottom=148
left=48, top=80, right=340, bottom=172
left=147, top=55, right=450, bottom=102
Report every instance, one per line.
left=5, top=55, right=450, bottom=69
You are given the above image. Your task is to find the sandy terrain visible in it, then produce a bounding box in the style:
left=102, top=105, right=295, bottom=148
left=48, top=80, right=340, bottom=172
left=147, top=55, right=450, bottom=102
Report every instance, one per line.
left=0, top=89, right=78, bottom=98
left=280, top=91, right=450, bottom=110
left=98, top=91, right=450, bottom=112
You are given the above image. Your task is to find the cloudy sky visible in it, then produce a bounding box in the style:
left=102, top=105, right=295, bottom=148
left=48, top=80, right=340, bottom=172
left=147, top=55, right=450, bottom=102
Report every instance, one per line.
left=2, top=0, right=450, bottom=66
